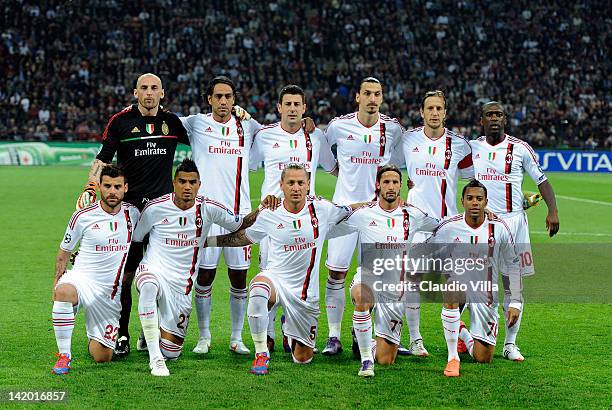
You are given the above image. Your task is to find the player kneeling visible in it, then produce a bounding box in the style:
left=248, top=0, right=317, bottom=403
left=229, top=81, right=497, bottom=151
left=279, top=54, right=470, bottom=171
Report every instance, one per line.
left=132, top=159, right=265, bottom=376
left=430, top=180, right=522, bottom=377
left=51, top=165, right=139, bottom=374
left=205, top=164, right=356, bottom=375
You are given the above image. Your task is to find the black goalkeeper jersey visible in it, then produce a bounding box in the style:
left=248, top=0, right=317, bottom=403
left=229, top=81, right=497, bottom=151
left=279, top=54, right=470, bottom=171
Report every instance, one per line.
left=96, top=104, right=189, bottom=210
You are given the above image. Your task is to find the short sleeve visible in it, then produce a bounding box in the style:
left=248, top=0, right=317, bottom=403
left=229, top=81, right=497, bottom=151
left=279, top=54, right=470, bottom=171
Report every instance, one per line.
left=316, top=129, right=337, bottom=172
left=521, top=144, right=547, bottom=185
left=132, top=206, right=154, bottom=243
left=60, top=211, right=85, bottom=251
left=324, top=120, right=337, bottom=146
left=457, top=140, right=474, bottom=179
left=205, top=200, right=243, bottom=232
left=179, top=115, right=195, bottom=145
left=249, top=132, right=264, bottom=171
left=244, top=211, right=270, bottom=244
left=407, top=205, right=440, bottom=233
left=327, top=212, right=358, bottom=239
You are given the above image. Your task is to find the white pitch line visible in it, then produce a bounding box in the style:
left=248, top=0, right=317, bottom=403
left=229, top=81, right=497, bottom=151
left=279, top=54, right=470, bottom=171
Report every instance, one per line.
left=532, top=231, right=612, bottom=237
left=557, top=195, right=612, bottom=206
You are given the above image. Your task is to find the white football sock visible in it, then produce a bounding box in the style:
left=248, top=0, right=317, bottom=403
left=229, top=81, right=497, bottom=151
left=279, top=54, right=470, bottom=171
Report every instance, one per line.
left=248, top=282, right=271, bottom=354
left=138, top=282, right=162, bottom=361
left=160, top=337, right=182, bottom=360
left=441, top=307, right=460, bottom=362
left=504, top=290, right=523, bottom=345
left=230, top=286, right=248, bottom=341
left=194, top=283, right=212, bottom=340
left=325, top=276, right=345, bottom=338
left=353, top=310, right=373, bottom=362
left=267, top=304, right=278, bottom=339
left=52, top=301, right=75, bottom=356
left=459, top=325, right=475, bottom=357
left=405, top=298, right=422, bottom=342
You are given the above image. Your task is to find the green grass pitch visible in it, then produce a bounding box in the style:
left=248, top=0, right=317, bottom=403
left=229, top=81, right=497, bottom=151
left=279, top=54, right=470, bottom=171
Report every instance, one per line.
left=0, top=167, right=610, bottom=408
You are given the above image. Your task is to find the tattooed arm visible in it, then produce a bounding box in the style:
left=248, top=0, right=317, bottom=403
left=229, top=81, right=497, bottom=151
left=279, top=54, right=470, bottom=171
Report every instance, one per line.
left=206, top=230, right=253, bottom=248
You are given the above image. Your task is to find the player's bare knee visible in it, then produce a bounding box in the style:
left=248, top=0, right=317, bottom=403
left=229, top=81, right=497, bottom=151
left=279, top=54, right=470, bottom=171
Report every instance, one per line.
left=329, top=269, right=347, bottom=281
left=228, top=268, right=247, bottom=288
left=197, top=268, right=216, bottom=286
left=53, top=284, right=77, bottom=304
left=351, top=285, right=374, bottom=310
left=292, top=349, right=313, bottom=364
left=88, top=341, right=113, bottom=362
left=376, top=354, right=395, bottom=365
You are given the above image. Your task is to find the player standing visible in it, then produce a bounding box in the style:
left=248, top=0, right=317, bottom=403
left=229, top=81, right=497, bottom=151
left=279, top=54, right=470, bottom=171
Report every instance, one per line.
left=322, top=77, right=404, bottom=355
left=329, top=165, right=439, bottom=377
left=180, top=76, right=262, bottom=355
left=132, top=159, right=267, bottom=376
left=250, top=84, right=337, bottom=350
left=429, top=180, right=523, bottom=377
left=75, top=73, right=190, bottom=356
left=52, top=165, right=139, bottom=374
left=206, top=164, right=362, bottom=374
left=469, top=101, right=559, bottom=361
left=391, top=90, right=473, bottom=356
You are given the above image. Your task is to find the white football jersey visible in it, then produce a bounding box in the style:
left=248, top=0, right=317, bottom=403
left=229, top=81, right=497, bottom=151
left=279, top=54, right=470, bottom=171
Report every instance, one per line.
left=244, top=197, right=351, bottom=303
left=329, top=202, right=438, bottom=301
left=133, top=194, right=243, bottom=293
left=395, top=127, right=473, bottom=219
left=470, top=134, right=547, bottom=214
left=250, top=123, right=337, bottom=199
left=330, top=201, right=440, bottom=256
left=61, top=201, right=140, bottom=291
left=180, top=113, right=261, bottom=214
left=428, top=214, right=522, bottom=303
left=326, top=112, right=403, bottom=203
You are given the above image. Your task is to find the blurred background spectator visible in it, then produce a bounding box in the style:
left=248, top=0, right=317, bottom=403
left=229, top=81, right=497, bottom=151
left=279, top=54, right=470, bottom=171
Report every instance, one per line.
left=0, top=0, right=609, bottom=148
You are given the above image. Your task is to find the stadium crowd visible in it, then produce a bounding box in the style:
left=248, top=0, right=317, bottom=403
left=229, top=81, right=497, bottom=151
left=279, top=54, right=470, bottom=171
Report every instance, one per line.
left=0, top=0, right=610, bottom=148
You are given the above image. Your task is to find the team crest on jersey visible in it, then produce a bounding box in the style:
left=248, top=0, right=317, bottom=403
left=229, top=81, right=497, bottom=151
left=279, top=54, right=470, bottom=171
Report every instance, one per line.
left=131, top=127, right=140, bottom=133
left=195, top=216, right=203, bottom=228
left=146, top=124, right=154, bottom=134
left=403, top=217, right=409, bottom=232
left=221, top=126, right=230, bottom=136
left=277, top=223, right=284, bottom=229
left=305, top=139, right=312, bottom=150
left=289, top=139, right=298, bottom=149
left=445, top=148, right=452, bottom=160
left=178, top=217, right=187, bottom=226
left=162, top=121, right=169, bottom=135
left=488, top=152, right=496, bottom=161
left=92, top=223, right=100, bottom=230
left=380, top=135, right=386, bottom=146
left=470, top=236, right=479, bottom=244
left=369, top=220, right=377, bottom=226
left=488, top=235, right=496, bottom=247
left=311, top=216, right=319, bottom=228
left=428, top=146, right=437, bottom=155
left=292, top=220, right=302, bottom=229
left=109, top=221, right=118, bottom=231
left=412, top=147, right=419, bottom=152
left=505, top=153, right=513, bottom=164
left=363, top=135, right=372, bottom=143
left=387, top=218, right=395, bottom=228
